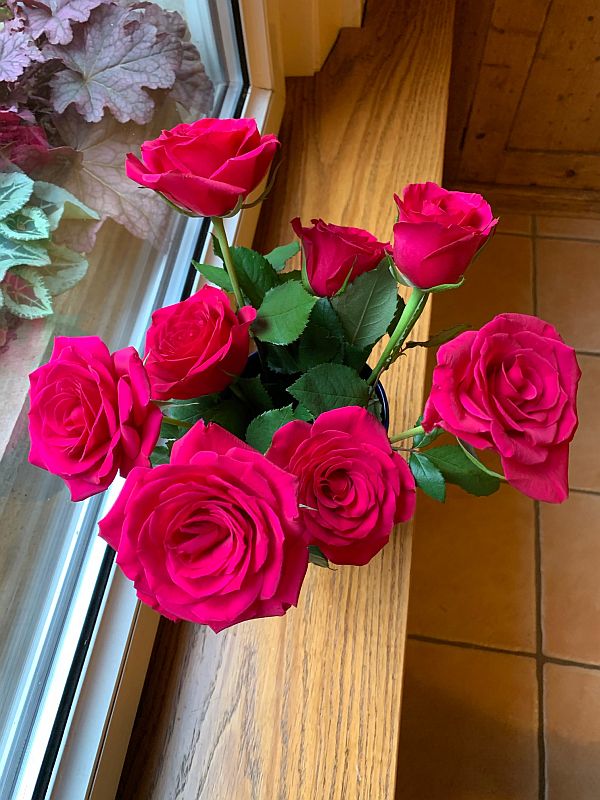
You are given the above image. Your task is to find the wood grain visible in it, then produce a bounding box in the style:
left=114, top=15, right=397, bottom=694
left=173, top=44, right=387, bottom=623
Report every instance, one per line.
left=117, top=1, right=454, bottom=798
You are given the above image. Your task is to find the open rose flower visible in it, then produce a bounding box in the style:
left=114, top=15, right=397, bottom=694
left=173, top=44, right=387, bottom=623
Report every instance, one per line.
left=125, top=118, right=280, bottom=218
left=422, top=313, right=581, bottom=503
left=28, top=336, right=161, bottom=501
left=391, top=182, right=497, bottom=289
left=291, top=217, right=387, bottom=297
left=144, top=285, right=256, bottom=401
left=99, top=422, right=308, bottom=632
left=267, top=406, right=416, bottom=565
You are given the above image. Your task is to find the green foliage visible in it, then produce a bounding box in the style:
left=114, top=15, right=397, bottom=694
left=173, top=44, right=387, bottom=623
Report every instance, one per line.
left=413, top=415, right=444, bottom=448
left=332, top=259, right=398, bottom=349
left=297, top=298, right=345, bottom=370
left=254, top=281, right=317, bottom=345
left=0, top=207, right=50, bottom=241
left=264, top=240, right=300, bottom=271
left=423, top=445, right=500, bottom=497
left=387, top=294, right=406, bottom=336
left=229, top=246, right=279, bottom=307
left=2, top=267, right=53, bottom=319
left=0, top=173, right=34, bottom=220
left=288, top=363, right=369, bottom=417
left=32, top=181, right=99, bottom=231
left=193, top=261, right=233, bottom=293
left=234, top=375, right=273, bottom=413
left=409, top=452, right=446, bottom=502
left=308, top=545, right=330, bottom=568
left=150, top=444, right=171, bottom=467
left=245, top=405, right=296, bottom=453
left=405, top=323, right=469, bottom=350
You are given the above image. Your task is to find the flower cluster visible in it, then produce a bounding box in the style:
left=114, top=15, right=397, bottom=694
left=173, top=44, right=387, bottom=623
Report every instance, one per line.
left=28, top=118, right=581, bottom=632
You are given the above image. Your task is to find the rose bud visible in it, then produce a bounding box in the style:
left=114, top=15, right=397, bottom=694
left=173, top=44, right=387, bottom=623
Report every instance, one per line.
left=267, top=406, right=416, bottom=565
left=391, top=182, right=497, bottom=289
left=28, top=336, right=161, bottom=501
left=143, top=285, right=256, bottom=401
left=99, top=422, right=308, bottom=632
left=291, top=217, right=387, bottom=297
left=422, top=313, right=581, bottom=503
left=125, top=117, right=280, bottom=218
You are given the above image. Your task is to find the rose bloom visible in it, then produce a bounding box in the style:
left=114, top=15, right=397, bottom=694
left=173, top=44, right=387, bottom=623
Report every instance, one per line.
left=267, top=406, right=416, bottom=566
left=291, top=217, right=387, bottom=297
left=391, top=182, right=497, bottom=289
left=422, top=313, right=581, bottom=503
left=99, top=422, right=308, bottom=632
left=144, top=285, right=256, bottom=401
left=28, top=336, right=161, bottom=501
left=0, top=109, right=49, bottom=169
left=125, top=117, right=280, bottom=218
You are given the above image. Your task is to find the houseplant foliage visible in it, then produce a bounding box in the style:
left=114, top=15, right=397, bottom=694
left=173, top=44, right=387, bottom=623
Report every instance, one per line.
left=28, top=118, right=582, bottom=633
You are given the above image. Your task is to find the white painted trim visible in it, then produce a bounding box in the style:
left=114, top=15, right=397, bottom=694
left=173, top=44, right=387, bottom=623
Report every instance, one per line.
left=43, top=6, right=286, bottom=800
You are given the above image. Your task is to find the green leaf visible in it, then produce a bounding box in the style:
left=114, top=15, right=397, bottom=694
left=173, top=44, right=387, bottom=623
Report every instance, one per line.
left=424, top=277, right=465, bottom=294
left=343, top=342, right=371, bottom=371
left=0, top=173, right=34, bottom=221
left=413, top=415, right=444, bottom=448
left=308, top=545, right=329, bottom=568
left=211, top=232, right=223, bottom=260
left=38, top=243, right=88, bottom=296
left=0, top=207, right=50, bottom=241
left=288, top=363, right=369, bottom=416
left=263, top=343, right=301, bottom=374
left=231, top=246, right=278, bottom=307
left=297, top=298, right=345, bottom=370
left=234, top=375, right=273, bottom=413
left=409, top=452, right=446, bottom=502
left=386, top=294, right=406, bottom=336
left=265, top=240, right=300, bottom=271
left=405, top=323, right=470, bottom=350
left=254, top=281, right=317, bottom=345
left=424, top=445, right=500, bottom=497
left=150, top=444, right=171, bottom=467
left=193, top=261, right=233, bottom=293
left=2, top=267, right=53, bottom=319
left=332, top=259, right=398, bottom=348
left=456, top=438, right=505, bottom=481
left=245, top=405, right=296, bottom=453
left=294, top=404, right=314, bottom=421
left=0, top=234, right=51, bottom=280
left=32, top=181, right=99, bottom=231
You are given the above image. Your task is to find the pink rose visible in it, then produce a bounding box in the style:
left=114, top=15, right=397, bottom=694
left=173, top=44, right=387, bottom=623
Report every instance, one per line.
left=143, top=285, right=256, bottom=401
left=98, top=422, right=308, bottom=632
left=0, top=109, right=49, bottom=169
left=291, top=217, right=387, bottom=297
left=391, top=182, right=497, bottom=289
left=125, top=117, right=280, bottom=218
left=422, top=313, right=581, bottom=503
left=28, top=336, right=161, bottom=501
left=267, top=406, right=416, bottom=565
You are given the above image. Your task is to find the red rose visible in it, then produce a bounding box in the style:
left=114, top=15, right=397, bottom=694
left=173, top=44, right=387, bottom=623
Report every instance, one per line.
left=125, top=117, right=280, bottom=218
left=291, top=217, right=387, bottom=297
left=143, top=285, right=256, bottom=401
left=267, top=406, right=416, bottom=565
left=98, top=422, right=308, bottom=632
left=0, top=109, right=49, bottom=169
left=422, top=313, right=581, bottom=503
left=28, top=336, right=161, bottom=501
left=391, top=182, right=497, bottom=289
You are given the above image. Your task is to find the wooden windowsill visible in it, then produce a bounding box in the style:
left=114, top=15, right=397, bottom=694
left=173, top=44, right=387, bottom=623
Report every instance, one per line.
left=117, top=1, right=454, bottom=797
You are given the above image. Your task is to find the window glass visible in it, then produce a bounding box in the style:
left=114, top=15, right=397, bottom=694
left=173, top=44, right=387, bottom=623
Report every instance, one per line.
left=0, top=2, right=244, bottom=795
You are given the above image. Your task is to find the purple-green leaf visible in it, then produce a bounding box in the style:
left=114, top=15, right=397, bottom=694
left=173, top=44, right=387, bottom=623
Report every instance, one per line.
left=22, top=0, right=110, bottom=46
left=0, top=27, right=44, bottom=82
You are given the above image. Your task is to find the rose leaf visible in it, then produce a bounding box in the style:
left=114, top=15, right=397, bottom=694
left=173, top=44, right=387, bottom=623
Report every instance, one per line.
left=297, top=298, right=345, bottom=371
left=2, top=267, right=53, bottom=319
left=288, top=363, right=370, bottom=417
left=423, top=445, right=500, bottom=497
left=409, top=452, right=446, bottom=502
left=253, top=282, right=317, bottom=345
left=246, top=406, right=296, bottom=453
left=230, top=247, right=278, bottom=307
left=265, top=240, right=300, bottom=271
left=332, top=259, right=398, bottom=349
left=47, top=4, right=181, bottom=124
left=193, top=262, right=234, bottom=293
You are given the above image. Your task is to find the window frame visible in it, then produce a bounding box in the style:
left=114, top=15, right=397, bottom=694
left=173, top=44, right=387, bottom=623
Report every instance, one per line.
left=8, top=2, right=285, bottom=798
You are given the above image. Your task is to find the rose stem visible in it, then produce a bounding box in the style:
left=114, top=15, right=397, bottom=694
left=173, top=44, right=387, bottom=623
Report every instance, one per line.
left=366, top=288, right=428, bottom=386
left=211, top=216, right=245, bottom=311
left=162, top=415, right=193, bottom=430
left=388, top=424, right=425, bottom=444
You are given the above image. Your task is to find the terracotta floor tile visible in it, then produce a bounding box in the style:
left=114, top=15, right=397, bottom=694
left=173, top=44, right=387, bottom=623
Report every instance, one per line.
left=536, top=238, right=600, bottom=353
left=541, top=492, right=600, bottom=665
left=397, top=640, right=538, bottom=800
left=536, top=215, right=600, bottom=241
left=497, top=213, right=532, bottom=235
left=545, top=663, right=600, bottom=800
left=569, top=355, right=600, bottom=492
left=429, top=233, right=533, bottom=335
left=408, top=484, right=536, bottom=651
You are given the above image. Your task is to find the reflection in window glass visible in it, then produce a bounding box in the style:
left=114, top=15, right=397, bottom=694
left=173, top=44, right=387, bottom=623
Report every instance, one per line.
left=0, top=1, right=243, bottom=795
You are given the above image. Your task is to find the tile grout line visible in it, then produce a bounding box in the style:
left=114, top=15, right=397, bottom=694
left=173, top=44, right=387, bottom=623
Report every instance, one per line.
left=532, top=216, right=547, bottom=800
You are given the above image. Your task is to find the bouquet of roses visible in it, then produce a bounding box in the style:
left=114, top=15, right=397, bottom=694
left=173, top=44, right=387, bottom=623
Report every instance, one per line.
left=27, top=117, right=582, bottom=633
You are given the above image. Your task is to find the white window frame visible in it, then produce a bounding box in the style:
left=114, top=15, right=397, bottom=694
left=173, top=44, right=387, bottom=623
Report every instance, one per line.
left=16, top=3, right=286, bottom=798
